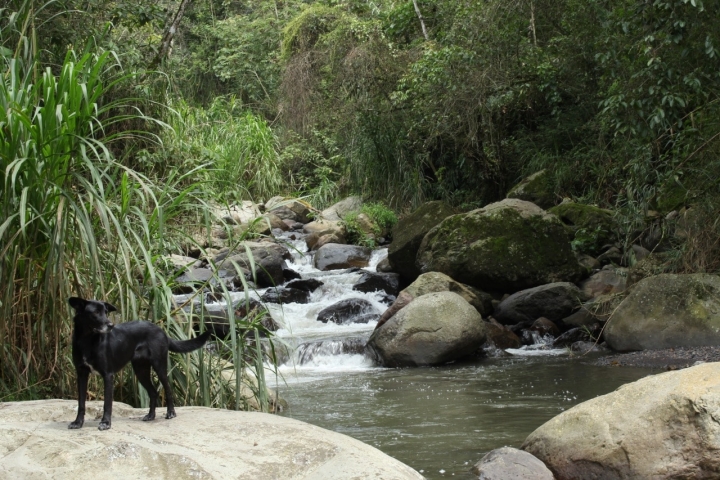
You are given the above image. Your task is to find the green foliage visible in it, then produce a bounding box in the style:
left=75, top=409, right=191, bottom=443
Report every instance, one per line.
left=341, top=202, right=397, bottom=247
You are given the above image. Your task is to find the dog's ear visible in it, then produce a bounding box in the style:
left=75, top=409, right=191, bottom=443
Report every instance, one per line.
left=68, top=297, right=86, bottom=311
left=104, top=302, right=118, bottom=313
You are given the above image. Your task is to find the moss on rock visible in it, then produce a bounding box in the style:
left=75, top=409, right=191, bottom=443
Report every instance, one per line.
left=417, top=199, right=584, bottom=293
left=506, top=170, right=555, bottom=209
left=549, top=202, right=616, bottom=256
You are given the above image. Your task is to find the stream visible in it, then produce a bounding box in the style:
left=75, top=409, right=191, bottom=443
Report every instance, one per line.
left=190, top=234, right=658, bottom=479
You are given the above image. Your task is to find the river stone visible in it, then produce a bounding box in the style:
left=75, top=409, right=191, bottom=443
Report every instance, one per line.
left=261, top=287, right=311, bottom=304
left=353, top=271, right=401, bottom=297
left=387, top=201, right=455, bottom=281
left=317, top=298, right=379, bottom=325
left=472, top=447, right=554, bottom=480
left=494, top=282, right=590, bottom=326
left=313, top=243, right=372, bottom=271
left=214, top=241, right=291, bottom=288
left=302, top=219, right=346, bottom=246
left=321, top=196, right=363, bottom=221
left=366, top=291, right=486, bottom=367
left=484, top=321, right=522, bottom=349
left=522, top=362, right=720, bottom=479
left=285, top=278, right=324, bottom=292
left=404, top=271, right=493, bottom=317
left=506, top=170, right=555, bottom=209
left=579, top=266, right=627, bottom=299
left=417, top=199, right=584, bottom=293
left=604, top=273, right=720, bottom=352
left=0, top=400, right=423, bottom=480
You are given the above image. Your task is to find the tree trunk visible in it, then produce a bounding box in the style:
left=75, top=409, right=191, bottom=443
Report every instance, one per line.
left=412, top=0, right=429, bottom=41
left=151, top=0, right=192, bottom=68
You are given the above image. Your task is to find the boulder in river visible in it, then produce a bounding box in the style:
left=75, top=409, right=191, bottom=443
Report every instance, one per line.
left=213, top=241, right=291, bottom=287
left=472, top=447, right=554, bottom=480
left=317, top=298, right=380, bottom=325
left=313, top=243, right=372, bottom=271
left=367, top=291, right=486, bottom=367
left=353, top=271, right=401, bottom=297
left=522, top=362, right=720, bottom=479
left=0, top=400, right=424, bottom=479
left=604, top=273, right=720, bottom=351
left=260, top=287, right=311, bottom=304
left=579, top=266, right=627, bottom=299
left=493, top=282, right=590, bottom=326
left=548, top=202, right=616, bottom=256
left=387, top=201, right=455, bottom=282
left=417, top=199, right=585, bottom=293
left=285, top=278, right=324, bottom=292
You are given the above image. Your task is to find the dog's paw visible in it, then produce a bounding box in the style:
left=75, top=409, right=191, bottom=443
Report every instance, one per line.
left=98, top=421, right=111, bottom=431
left=165, top=410, right=177, bottom=420
left=68, top=421, right=83, bottom=429
left=142, top=413, right=155, bottom=422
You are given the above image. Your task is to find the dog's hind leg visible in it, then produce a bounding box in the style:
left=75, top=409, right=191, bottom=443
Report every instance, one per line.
left=69, top=366, right=90, bottom=429
left=153, top=359, right=177, bottom=419
left=133, top=361, right=158, bottom=421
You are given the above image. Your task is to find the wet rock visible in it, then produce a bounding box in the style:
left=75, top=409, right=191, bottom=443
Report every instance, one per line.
left=494, top=282, right=590, bottom=326
left=472, top=447, right=554, bottom=480
left=313, top=243, right=372, bottom=271
left=569, top=341, right=609, bottom=354
left=522, top=362, right=720, bottom=479
left=266, top=197, right=313, bottom=224
left=353, top=272, right=401, bottom=297
left=201, top=298, right=278, bottom=337
left=283, top=268, right=302, bottom=282
left=530, top=317, right=560, bottom=337
left=317, top=298, right=379, bottom=325
left=484, top=320, right=522, bottom=350
left=285, top=278, right=324, bottom=292
left=604, top=273, right=720, bottom=351
left=367, top=291, right=486, bottom=367
left=387, top=201, right=455, bottom=281
left=376, top=257, right=393, bottom=273
left=377, top=291, right=414, bottom=329
left=417, top=199, right=585, bottom=293
left=260, top=287, right=311, bottom=304
left=553, top=326, right=600, bottom=348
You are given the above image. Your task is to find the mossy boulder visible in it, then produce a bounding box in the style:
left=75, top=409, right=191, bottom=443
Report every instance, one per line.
left=548, top=202, right=616, bottom=256
left=387, top=201, right=455, bottom=282
left=506, top=170, right=555, bottom=209
left=604, top=273, right=720, bottom=351
left=417, top=199, right=584, bottom=293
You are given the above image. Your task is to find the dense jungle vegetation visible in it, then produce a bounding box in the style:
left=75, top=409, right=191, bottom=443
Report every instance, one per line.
left=1, top=0, right=719, bottom=403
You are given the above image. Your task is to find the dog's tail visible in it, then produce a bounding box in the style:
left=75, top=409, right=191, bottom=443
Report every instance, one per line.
left=168, top=331, right=212, bottom=353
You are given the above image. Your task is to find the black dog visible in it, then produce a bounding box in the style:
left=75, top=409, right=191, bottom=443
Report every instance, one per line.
left=68, top=297, right=210, bottom=431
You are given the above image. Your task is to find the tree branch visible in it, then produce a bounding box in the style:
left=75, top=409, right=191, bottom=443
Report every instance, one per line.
left=412, top=0, right=429, bottom=41
left=151, top=0, right=192, bottom=68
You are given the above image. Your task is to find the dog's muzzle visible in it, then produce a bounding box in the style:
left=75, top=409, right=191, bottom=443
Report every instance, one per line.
left=94, top=323, right=114, bottom=334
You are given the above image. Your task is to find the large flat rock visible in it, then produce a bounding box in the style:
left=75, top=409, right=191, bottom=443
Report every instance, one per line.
left=0, top=400, right=423, bottom=479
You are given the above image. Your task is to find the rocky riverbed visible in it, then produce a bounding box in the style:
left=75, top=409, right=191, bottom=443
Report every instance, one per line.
left=596, top=345, right=720, bottom=369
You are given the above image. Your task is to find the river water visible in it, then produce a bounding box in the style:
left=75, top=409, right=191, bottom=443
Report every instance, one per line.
left=202, top=235, right=658, bottom=478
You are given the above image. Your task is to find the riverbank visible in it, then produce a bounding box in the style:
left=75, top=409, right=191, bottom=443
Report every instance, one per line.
left=595, top=345, right=720, bottom=369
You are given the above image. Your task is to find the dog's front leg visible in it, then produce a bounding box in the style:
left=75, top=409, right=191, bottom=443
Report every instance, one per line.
left=69, top=367, right=90, bottom=429
left=98, top=372, right=114, bottom=431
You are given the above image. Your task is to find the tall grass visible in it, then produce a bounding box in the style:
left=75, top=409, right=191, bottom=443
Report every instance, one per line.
left=163, top=97, right=284, bottom=203
left=0, top=5, right=279, bottom=412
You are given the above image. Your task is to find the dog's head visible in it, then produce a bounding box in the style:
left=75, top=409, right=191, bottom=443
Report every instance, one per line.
left=68, top=297, right=118, bottom=334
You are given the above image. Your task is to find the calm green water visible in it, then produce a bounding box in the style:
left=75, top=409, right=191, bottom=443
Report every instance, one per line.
left=278, top=355, right=658, bottom=479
